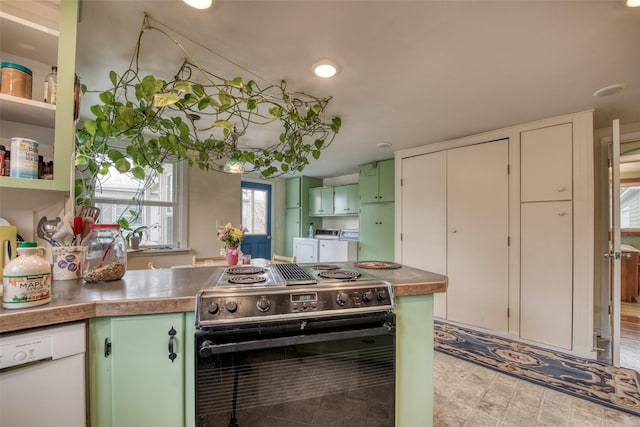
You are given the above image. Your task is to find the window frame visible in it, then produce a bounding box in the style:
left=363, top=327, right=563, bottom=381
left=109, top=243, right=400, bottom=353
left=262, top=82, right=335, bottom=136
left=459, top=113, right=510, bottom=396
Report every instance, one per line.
left=91, top=158, right=188, bottom=249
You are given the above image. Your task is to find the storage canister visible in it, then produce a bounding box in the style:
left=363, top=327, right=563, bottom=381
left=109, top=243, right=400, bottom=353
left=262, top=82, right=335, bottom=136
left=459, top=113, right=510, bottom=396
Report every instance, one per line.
left=51, top=246, right=85, bottom=280
left=0, top=62, right=33, bottom=99
left=10, top=137, right=39, bottom=179
left=3, top=242, right=52, bottom=309
left=81, top=224, right=127, bottom=282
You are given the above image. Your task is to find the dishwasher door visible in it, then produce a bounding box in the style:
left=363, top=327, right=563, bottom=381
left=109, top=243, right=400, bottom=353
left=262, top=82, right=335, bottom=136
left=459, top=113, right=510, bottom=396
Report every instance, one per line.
left=1, top=321, right=86, bottom=427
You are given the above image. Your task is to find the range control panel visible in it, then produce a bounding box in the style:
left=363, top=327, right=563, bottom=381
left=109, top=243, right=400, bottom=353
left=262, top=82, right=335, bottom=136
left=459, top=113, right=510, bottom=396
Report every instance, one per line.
left=196, top=281, right=394, bottom=327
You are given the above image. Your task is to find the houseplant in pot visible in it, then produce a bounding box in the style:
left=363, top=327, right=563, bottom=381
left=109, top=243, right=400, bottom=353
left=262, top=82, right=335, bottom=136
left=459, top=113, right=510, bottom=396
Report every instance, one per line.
left=119, top=219, right=148, bottom=250
left=217, top=223, right=247, bottom=265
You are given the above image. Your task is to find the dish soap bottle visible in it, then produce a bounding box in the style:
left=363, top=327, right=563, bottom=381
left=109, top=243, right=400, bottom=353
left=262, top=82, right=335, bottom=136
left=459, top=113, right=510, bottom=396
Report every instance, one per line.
left=308, top=222, right=314, bottom=238
left=44, top=65, right=57, bottom=104
left=3, top=242, right=51, bottom=309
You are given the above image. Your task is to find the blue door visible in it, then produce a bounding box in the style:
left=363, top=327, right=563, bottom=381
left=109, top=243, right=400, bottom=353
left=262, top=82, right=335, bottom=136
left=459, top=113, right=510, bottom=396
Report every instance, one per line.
left=241, top=181, right=272, bottom=259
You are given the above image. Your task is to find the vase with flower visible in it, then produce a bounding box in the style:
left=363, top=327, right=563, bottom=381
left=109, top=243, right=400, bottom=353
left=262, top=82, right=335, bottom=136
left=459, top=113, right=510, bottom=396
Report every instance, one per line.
left=217, top=223, right=247, bottom=265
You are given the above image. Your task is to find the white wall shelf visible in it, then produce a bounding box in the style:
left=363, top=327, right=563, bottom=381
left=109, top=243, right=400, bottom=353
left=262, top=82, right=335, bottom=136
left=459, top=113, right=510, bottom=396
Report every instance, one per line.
left=0, top=94, right=56, bottom=127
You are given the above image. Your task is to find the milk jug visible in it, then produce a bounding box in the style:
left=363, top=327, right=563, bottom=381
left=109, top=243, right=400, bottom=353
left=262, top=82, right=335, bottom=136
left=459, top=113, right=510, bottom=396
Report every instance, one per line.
left=3, top=242, right=51, bottom=309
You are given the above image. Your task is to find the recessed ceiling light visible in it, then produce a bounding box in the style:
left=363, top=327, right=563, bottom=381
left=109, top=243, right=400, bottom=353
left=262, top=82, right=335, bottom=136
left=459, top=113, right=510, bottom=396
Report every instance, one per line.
left=593, top=83, right=626, bottom=97
left=377, top=142, right=392, bottom=148
left=183, top=0, right=212, bottom=9
left=627, top=0, right=640, bottom=7
left=313, top=60, right=338, bottom=78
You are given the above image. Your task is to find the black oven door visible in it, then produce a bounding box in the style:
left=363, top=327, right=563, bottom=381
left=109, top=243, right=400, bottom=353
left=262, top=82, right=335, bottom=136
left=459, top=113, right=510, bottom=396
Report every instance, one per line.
left=195, top=315, right=395, bottom=427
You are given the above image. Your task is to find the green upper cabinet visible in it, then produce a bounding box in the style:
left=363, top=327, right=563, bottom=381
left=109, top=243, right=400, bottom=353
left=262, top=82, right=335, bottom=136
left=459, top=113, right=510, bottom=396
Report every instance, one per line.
left=285, top=177, right=302, bottom=208
left=359, top=159, right=395, bottom=203
left=0, top=0, right=78, bottom=193
left=309, top=187, right=334, bottom=216
left=89, top=312, right=195, bottom=427
left=284, top=176, right=322, bottom=255
left=333, top=184, right=359, bottom=215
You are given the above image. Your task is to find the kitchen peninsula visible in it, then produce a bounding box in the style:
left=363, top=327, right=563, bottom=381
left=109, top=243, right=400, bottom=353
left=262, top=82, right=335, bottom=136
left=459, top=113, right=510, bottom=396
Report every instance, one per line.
left=0, top=264, right=446, bottom=427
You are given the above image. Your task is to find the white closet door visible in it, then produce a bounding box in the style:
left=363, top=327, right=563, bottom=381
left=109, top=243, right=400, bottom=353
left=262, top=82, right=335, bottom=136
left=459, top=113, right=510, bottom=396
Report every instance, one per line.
left=521, top=201, right=573, bottom=349
left=521, top=123, right=573, bottom=202
left=447, top=140, right=509, bottom=333
left=400, top=152, right=447, bottom=318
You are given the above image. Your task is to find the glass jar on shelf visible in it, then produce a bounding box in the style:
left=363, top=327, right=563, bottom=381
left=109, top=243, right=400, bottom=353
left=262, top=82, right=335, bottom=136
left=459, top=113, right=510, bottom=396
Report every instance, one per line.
left=81, top=224, right=127, bottom=282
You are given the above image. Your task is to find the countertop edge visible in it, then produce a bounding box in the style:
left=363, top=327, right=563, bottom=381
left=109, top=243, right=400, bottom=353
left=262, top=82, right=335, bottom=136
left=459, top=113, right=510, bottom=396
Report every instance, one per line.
left=1, top=302, right=96, bottom=333
left=393, top=280, right=448, bottom=297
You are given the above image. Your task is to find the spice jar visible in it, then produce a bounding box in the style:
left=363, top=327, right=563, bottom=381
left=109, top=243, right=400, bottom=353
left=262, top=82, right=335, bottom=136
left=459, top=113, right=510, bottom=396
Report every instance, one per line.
left=3, top=242, right=51, bottom=309
left=81, top=224, right=127, bottom=282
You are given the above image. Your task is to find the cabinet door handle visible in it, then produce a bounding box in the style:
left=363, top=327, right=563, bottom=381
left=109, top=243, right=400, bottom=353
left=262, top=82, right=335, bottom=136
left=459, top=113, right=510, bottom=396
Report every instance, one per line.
left=558, top=211, right=566, bottom=216
left=104, top=337, right=112, bottom=358
left=450, top=228, right=457, bottom=234
left=557, top=186, right=566, bottom=192
left=168, top=326, right=177, bottom=363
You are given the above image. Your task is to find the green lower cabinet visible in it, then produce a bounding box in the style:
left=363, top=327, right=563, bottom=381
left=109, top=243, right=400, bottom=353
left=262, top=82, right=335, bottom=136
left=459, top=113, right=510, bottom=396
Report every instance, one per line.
left=90, top=312, right=195, bottom=427
left=359, top=202, right=395, bottom=261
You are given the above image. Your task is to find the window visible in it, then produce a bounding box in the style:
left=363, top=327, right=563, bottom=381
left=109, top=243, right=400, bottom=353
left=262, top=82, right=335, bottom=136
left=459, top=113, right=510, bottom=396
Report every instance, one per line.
left=93, top=160, right=186, bottom=248
left=242, top=186, right=268, bottom=234
left=621, top=184, right=640, bottom=229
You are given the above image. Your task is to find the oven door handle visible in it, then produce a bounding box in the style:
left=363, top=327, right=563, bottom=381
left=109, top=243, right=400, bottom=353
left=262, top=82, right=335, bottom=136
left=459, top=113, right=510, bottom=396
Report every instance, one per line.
left=199, top=324, right=394, bottom=356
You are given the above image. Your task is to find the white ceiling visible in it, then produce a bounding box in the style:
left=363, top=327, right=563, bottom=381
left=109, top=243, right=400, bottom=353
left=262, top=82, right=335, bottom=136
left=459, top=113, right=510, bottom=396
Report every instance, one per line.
left=76, top=0, right=640, bottom=178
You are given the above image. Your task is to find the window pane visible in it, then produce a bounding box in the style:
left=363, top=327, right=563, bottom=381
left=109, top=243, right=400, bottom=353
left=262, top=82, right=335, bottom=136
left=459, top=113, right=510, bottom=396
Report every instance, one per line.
left=621, top=186, right=640, bottom=228
left=242, top=188, right=267, bottom=234
left=97, top=164, right=174, bottom=202
left=94, top=202, right=174, bottom=246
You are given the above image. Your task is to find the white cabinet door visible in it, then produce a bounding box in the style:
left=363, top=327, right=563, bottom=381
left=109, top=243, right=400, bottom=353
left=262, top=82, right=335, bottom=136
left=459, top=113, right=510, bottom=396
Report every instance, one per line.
left=447, top=140, right=509, bottom=333
left=521, top=123, right=573, bottom=202
left=400, top=151, right=447, bottom=318
left=520, top=201, right=573, bottom=349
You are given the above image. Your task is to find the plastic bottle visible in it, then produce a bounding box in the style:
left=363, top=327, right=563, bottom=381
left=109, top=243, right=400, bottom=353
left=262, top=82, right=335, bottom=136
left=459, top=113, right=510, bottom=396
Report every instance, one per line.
left=0, top=145, right=5, bottom=176
left=4, top=150, right=10, bottom=176
left=308, top=222, right=314, bottom=238
left=81, top=224, right=127, bottom=282
left=3, top=242, right=52, bottom=309
left=44, top=65, right=57, bottom=104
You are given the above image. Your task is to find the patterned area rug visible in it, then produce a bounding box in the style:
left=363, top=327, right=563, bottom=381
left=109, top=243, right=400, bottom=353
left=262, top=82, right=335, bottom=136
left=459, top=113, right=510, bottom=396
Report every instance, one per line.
left=434, top=320, right=640, bottom=416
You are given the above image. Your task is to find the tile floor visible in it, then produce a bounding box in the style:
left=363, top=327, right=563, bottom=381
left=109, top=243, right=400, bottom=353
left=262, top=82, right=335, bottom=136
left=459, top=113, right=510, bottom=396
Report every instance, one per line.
left=433, top=351, right=640, bottom=427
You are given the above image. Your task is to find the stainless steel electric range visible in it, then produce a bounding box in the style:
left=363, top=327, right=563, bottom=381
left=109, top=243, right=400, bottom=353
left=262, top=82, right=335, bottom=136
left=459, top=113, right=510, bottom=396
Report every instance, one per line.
left=194, top=263, right=396, bottom=427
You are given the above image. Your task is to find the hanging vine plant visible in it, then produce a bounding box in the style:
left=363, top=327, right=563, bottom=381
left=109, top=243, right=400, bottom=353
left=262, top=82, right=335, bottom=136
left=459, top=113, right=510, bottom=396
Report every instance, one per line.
left=75, top=13, right=341, bottom=205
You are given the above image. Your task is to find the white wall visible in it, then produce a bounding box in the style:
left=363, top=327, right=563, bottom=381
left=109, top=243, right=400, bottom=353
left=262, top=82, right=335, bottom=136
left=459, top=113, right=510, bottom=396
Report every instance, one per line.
left=128, top=166, right=241, bottom=269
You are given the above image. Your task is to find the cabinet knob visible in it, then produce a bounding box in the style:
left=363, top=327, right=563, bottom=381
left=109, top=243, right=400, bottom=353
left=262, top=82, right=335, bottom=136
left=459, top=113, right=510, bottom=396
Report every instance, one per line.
left=557, top=187, right=566, bottom=192
left=557, top=212, right=566, bottom=216
left=450, top=228, right=457, bottom=234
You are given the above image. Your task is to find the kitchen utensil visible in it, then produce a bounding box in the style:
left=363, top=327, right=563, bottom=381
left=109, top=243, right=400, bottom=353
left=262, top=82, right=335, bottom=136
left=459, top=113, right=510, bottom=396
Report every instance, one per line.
left=51, top=214, right=74, bottom=245
left=43, top=219, right=59, bottom=237
left=72, top=216, right=83, bottom=244
left=81, top=217, right=94, bottom=240
left=37, top=216, right=59, bottom=246
left=77, top=205, right=100, bottom=221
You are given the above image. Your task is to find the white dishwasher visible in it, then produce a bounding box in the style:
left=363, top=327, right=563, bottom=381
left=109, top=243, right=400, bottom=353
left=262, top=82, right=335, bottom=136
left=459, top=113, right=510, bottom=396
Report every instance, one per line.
left=1, top=321, right=86, bottom=427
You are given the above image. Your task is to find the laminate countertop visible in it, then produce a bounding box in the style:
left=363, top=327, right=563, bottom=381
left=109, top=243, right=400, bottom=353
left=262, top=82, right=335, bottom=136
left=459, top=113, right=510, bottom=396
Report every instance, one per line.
left=0, top=263, right=447, bottom=333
